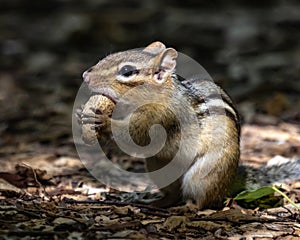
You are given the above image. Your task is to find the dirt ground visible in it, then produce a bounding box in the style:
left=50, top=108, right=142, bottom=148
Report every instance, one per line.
left=0, top=86, right=300, bottom=239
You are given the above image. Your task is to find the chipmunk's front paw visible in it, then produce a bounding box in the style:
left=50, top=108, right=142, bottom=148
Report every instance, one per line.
left=75, top=105, right=84, bottom=125
left=80, top=107, right=111, bottom=131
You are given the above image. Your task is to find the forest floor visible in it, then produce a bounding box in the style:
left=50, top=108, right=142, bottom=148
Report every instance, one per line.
left=0, top=106, right=300, bottom=239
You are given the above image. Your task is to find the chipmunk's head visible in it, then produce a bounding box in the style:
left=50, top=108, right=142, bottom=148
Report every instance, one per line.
left=82, top=42, right=178, bottom=102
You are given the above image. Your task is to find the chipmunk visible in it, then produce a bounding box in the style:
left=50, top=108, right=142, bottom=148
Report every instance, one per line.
left=77, top=42, right=299, bottom=209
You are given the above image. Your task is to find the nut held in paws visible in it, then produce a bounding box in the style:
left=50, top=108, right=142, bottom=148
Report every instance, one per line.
left=81, top=95, right=115, bottom=145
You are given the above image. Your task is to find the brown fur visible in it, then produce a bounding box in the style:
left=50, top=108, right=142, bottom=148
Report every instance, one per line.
left=81, top=42, right=240, bottom=209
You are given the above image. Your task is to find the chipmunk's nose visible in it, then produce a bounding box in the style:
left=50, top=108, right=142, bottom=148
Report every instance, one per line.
left=82, top=71, right=89, bottom=83
left=82, top=67, right=93, bottom=83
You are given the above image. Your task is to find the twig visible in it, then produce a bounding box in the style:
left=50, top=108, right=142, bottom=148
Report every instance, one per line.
left=272, top=185, right=300, bottom=211
left=62, top=198, right=170, bottom=216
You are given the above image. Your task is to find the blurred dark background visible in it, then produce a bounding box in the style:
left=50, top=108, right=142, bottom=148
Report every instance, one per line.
left=1, top=0, right=300, bottom=149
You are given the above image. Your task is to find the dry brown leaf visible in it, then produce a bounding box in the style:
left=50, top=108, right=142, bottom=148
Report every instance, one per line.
left=163, top=216, right=187, bottom=231
left=112, top=230, right=145, bottom=239
left=0, top=164, right=53, bottom=188
left=141, top=219, right=164, bottom=225
left=186, top=220, right=226, bottom=231
left=0, top=172, right=26, bottom=188
left=169, top=201, right=198, bottom=215
left=208, top=209, right=257, bottom=223
left=112, top=205, right=138, bottom=216
left=97, top=217, right=121, bottom=226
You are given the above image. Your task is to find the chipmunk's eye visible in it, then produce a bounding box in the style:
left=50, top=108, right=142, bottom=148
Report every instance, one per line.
left=118, top=65, right=139, bottom=77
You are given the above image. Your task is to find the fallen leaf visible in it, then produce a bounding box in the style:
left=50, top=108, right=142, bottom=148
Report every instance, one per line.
left=163, top=216, right=187, bottom=231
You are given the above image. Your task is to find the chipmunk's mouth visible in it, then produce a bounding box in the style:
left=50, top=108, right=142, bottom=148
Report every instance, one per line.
left=91, top=87, right=118, bottom=104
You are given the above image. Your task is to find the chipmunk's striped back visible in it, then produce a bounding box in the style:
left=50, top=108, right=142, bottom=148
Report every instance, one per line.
left=181, top=78, right=240, bottom=134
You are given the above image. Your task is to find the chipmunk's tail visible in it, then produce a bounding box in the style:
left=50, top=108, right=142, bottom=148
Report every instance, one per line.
left=232, top=156, right=300, bottom=194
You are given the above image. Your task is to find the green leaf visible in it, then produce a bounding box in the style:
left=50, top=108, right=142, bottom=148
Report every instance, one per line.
left=234, top=186, right=275, bottom=202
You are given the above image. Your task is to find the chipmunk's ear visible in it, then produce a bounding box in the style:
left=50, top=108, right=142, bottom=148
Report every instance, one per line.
left=158, top=48, right=178, bottom=72
left=154, top=48, right=178, bottom=83
left=143, top=41, right=166, bottom=55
